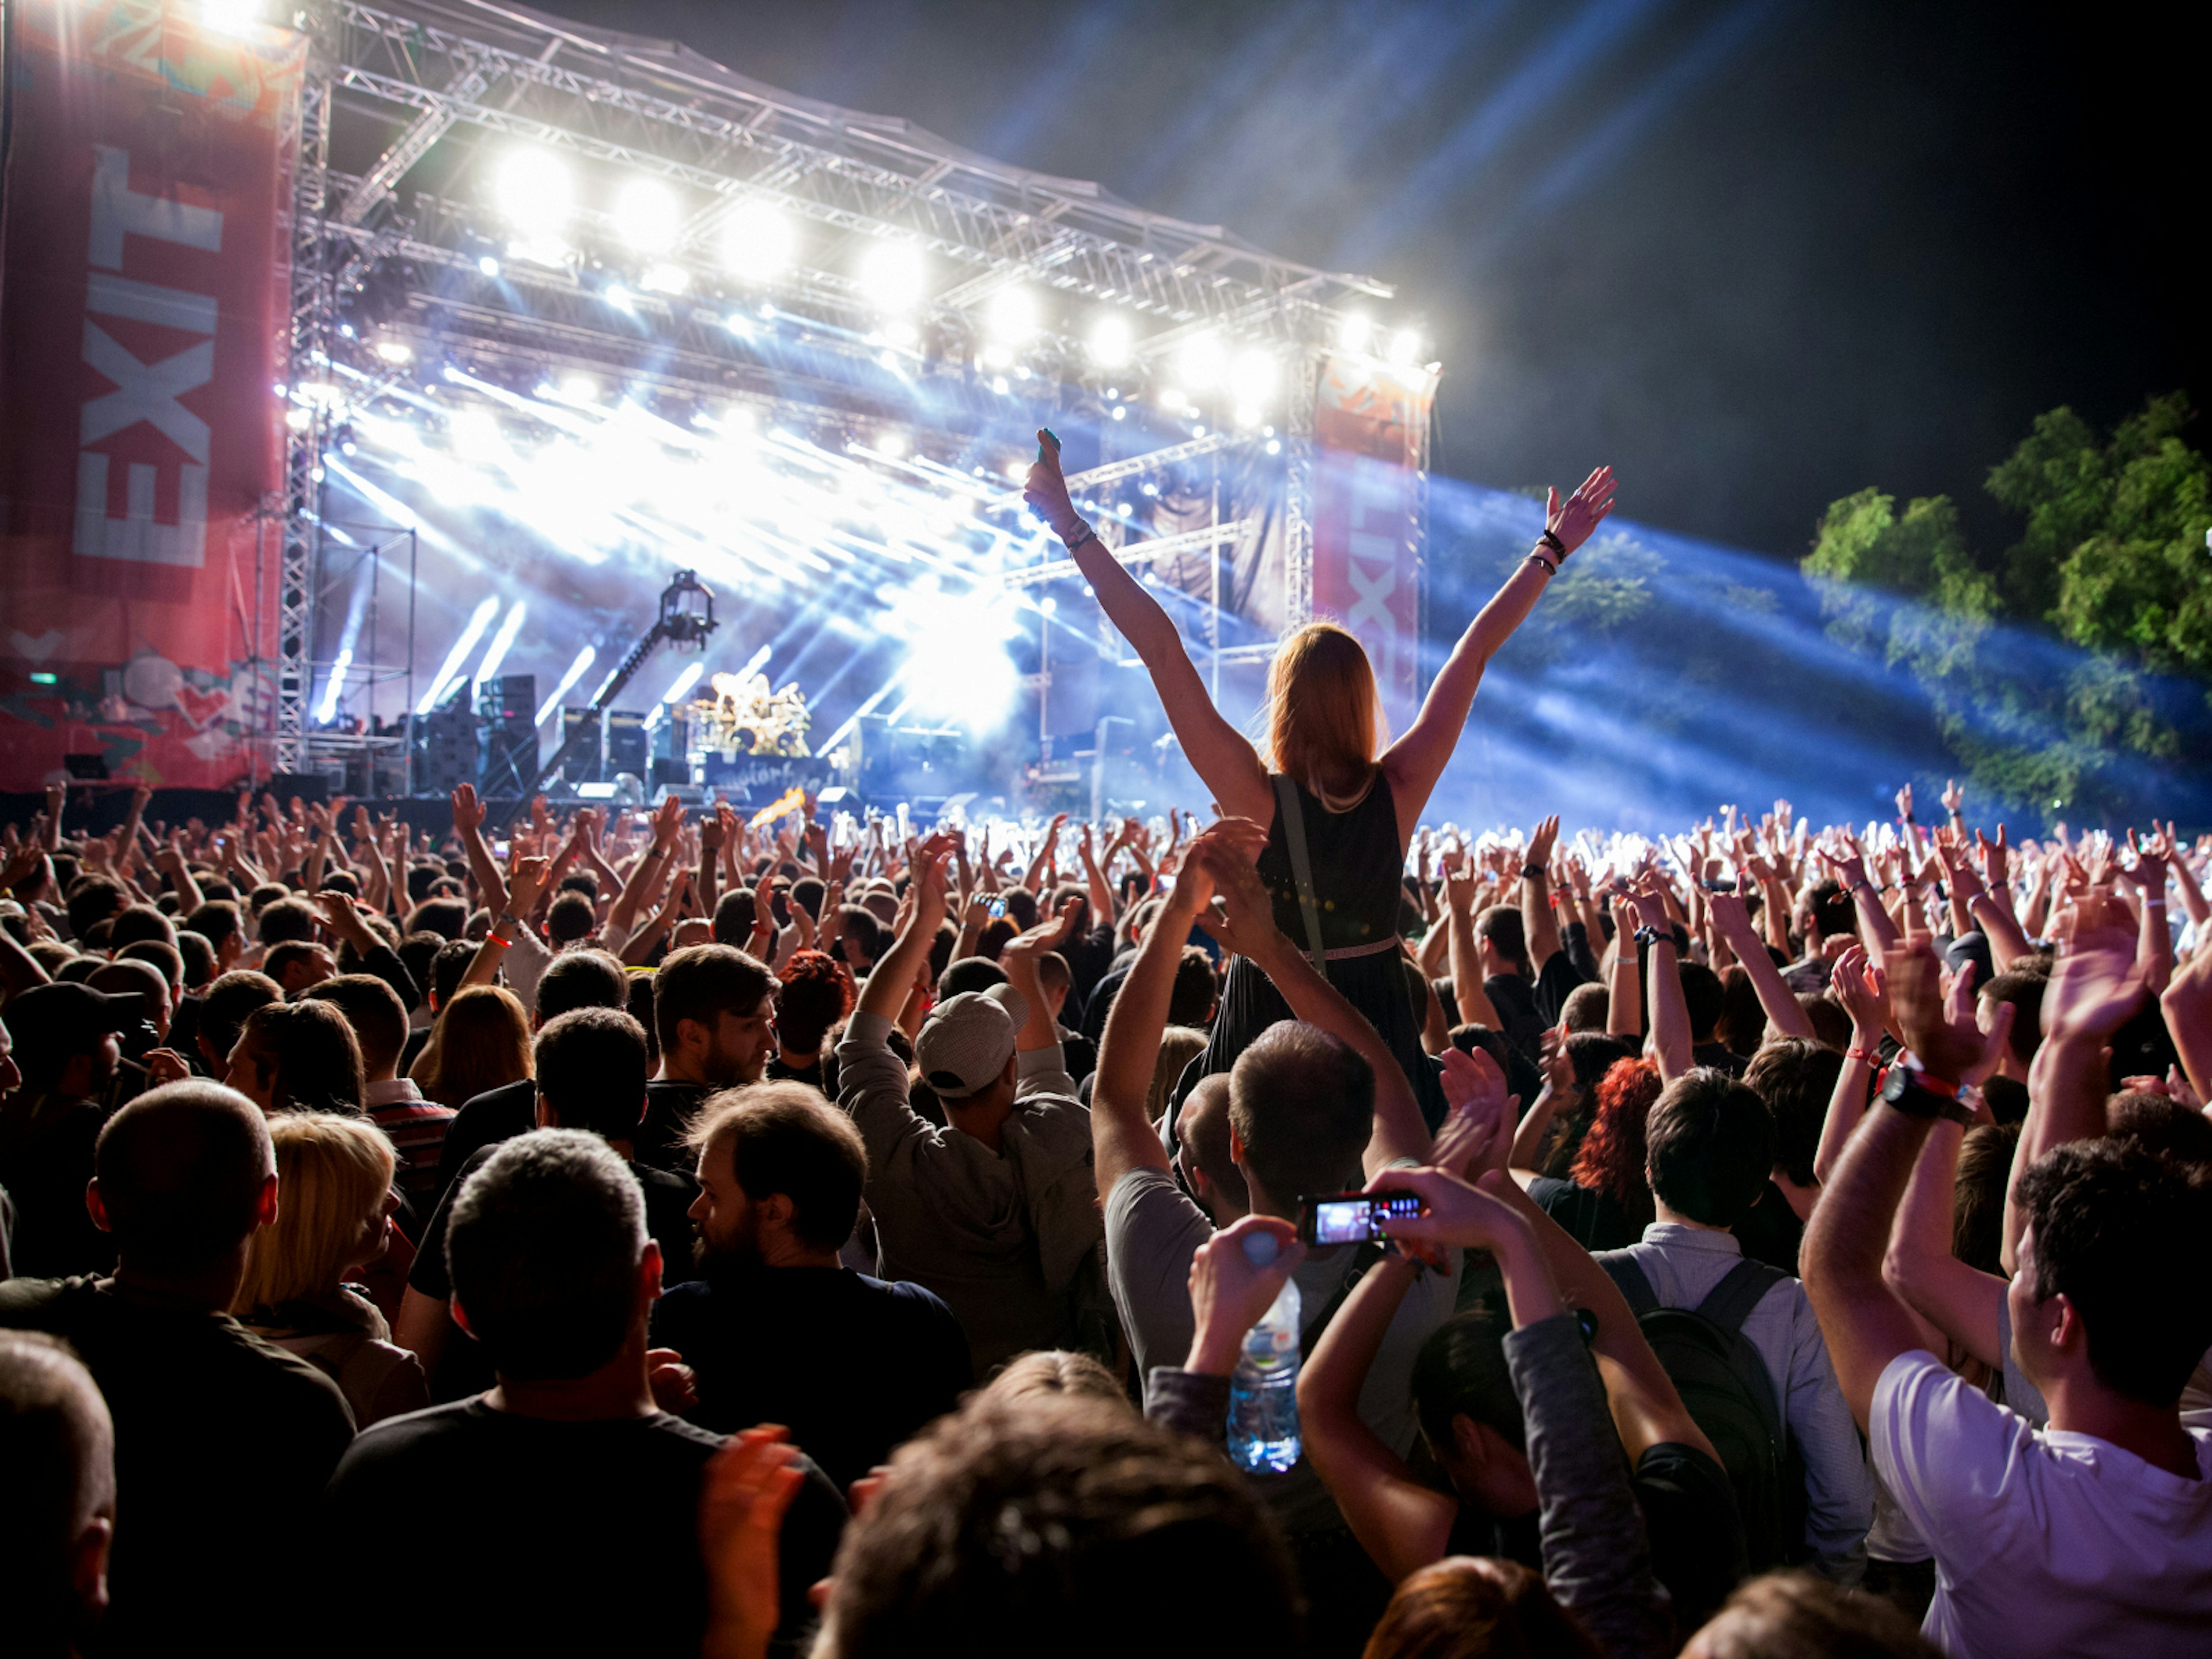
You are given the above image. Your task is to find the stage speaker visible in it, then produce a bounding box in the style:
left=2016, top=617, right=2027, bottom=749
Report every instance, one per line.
left=415, top=707, right=478, bottom=796
left=478, top=675, right=538, bottom=797
left=559, top=708, right=605, bottom=785
left=605, top=710, right=649, bottom=777
left=266, top=770, right=329, bottom=805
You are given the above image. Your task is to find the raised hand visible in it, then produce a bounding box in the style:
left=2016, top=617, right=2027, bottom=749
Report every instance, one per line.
left=1022, top=428, right=1084, bottom=540
left=1706, top=887, right=1760, bottom=952
left=450, top=783, right=485, bottom=835
left=1524, top=814, right=1561, bottom=869
left=1830, top=944, right=1891, bottom=1041
left=1882, top=927, right=1997, bottom=1084
left=1434, top=1044, right=1516, bottom=1179
left=1975, top=825, right=2010, bottom=891
left=1545, top=464, right=1616, bottom=558
left=2044, top=896, right=2147, bottom=1044
left=1941, top=777, right=1965, bottom=820
left=1895, top=782, right=1915, bottom=824
left=506, top=854, right=552, bottom=918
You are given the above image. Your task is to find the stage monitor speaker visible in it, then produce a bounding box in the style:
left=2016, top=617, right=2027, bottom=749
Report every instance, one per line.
left=605, top=710, right=649, bottom=777
left=266, top=770, right=329, bottom=805
left=649, top=757, right=691, bottom=791
left=559, top=708, right=605, bottom=786
left=479, top=676, right=538, bottom=797
left=415, top=707, right=478, bottom=796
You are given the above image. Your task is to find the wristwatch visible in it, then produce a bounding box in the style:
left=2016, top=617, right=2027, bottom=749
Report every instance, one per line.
left=1633, top=925, right=1668, bottom=949
left=1880, top=1063, right=1974, bottom=1126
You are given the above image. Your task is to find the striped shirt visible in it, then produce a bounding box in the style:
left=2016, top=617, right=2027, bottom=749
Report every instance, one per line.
left=366, top=1079, right=456, bottom=1211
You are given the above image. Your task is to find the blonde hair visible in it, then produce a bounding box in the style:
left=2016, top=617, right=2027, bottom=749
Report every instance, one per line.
left=978, top=1349, right=1127, bottom=1411
left=1147, top=1027, right=1210, bottom=1124
left=1264, top=622, right=1382, bottom=810
left=233, top=1112, right=393, bottom=1312
left=409, top=984, right=533, bottom=1108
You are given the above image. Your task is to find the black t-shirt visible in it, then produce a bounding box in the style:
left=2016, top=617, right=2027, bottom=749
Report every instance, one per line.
left=1081, top=962, right=1131, bottom=1047
left=652, top=1263, right=972, bottom=1490
left=435, top=1077, right=538, bottom=1206
left=1633, top=1439, right=1748, bottom=1630
left=1533, top=947, right=1593, bottom=1029
left=1731, top=1180, right=1805, bottom=1277
left=1692, top=1041, right=1750, bottom=1078
left=320, top=1399, right=847, bottom=1658
left=636, top=1079, right=711, bottom=1173
left=1061, top=922, right=1117, bottom=1006
left=1484, top=973, right=1548, bottom=1063
left=0, top=1092, right=115, bottom=1278
left=1527, top=1175, right=1646, bottom=1252
left=0, top=1276, right=355, bottom=1650
left=766, top=1052, right=838, bottom=1096
left=411, top=1146, right=699, bottom=1400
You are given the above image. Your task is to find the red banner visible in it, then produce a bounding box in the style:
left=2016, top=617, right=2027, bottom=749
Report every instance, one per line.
left=1309, top=355, right=1433, bottom=744
left=0, top=0, right=303, bottom=789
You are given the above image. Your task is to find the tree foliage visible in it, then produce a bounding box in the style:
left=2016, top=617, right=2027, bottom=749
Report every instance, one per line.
left=1802, top=395, right=2212, bottom=825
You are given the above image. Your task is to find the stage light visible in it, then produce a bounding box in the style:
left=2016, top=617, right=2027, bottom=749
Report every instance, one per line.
left=1039, top=596, right=1058, bottom=615
left=285, top=407, right=312, bottom=431
left=613, top=177, right=680, bottom=255
left=316, top=647, right=353, bottom=725
left=418, top=595, right=502, bottom=714
left=605, top=285, right=636, bottom=313
left=199, top=0, right=262, bottom=35
left=560, top=373, right=600, bottom=404
left=535, top=644, right=597, bottom=726
left=991, top=376, right=1011, bottom=397
left=1336, top=312, right=1371, bottom=354
left=1387, top=327, right=1421, bottom=368
left=1229, top=347, right=1278, bottom=406
left=478, top=255, right=501, bottom=278
left=721, top=201, right=797, bottom=281
left=1158, top=386, right=1188, bottom=412
left=877, top=429, right=909, bottom=459
left=662, top=661, right=706, bottom=704
left=880, top=319, right=919, bottom=349
left=1111, top=406, right=1127, bottom=421
left=374, top=339, right=412, bottom=365
left=495, top=149, right=574, bottom=240
left=988, top=287, right=1038, bottom=345
left=1176, top=332, right=1226, bottom=391
left=858, top=240, right=926, bottom=310
left=1266, top=438, right=1282, bottom=455
left=1234, top=406, right=1262, bottom=429
left=640, top=263, right=690, bottom=296
left=474, top=599, right=529, bottom=688
left=1089, top=315, right=1134, bottom=368
left=724, top=313, right=755, bottom=339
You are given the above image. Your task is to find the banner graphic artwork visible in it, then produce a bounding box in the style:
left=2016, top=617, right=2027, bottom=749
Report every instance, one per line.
left=0, top=0, right=304, bottom=787
left=1309, top=357, right=1434, bottom=743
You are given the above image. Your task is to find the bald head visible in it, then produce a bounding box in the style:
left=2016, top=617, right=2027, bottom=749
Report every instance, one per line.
left=0, top=1331, right=115, bottom=1646
left=92, top=1082, right=273, bottom=1274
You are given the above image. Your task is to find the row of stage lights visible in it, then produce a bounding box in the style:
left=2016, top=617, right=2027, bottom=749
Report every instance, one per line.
left=475, top=147, right=1432, bottom=429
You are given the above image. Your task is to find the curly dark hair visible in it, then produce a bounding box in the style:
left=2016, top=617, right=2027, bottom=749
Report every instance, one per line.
left=1568, top=1056, right=1662, bottom=1224
left=775, top=949, right=857, bottom=1055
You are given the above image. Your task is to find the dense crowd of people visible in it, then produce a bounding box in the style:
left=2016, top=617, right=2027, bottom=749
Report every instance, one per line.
left=3, top=444, right=2209, bottom=1658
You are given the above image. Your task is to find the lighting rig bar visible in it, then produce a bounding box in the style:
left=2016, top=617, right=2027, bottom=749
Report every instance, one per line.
left=986, top=430, right=1241, bottom=511
left=323, top=0, right=1389, bottom=335
left=1001, top=517, right=1261, bottom=589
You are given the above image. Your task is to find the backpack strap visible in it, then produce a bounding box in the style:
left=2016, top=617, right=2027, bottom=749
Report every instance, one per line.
left=1272, top=773, right=1330, bottom=984
left=1694, top=1257, right=1789, bottom=1339
left=1594, top=1251, right=1662, bottom=1320
left=1300, top=1241, right=1384, bottom=1352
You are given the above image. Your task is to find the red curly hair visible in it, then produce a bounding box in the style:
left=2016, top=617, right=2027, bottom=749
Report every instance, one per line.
left=774, top=949, right=856, bottom=1054
left=1570, top=1056, right=1661, bottom=1224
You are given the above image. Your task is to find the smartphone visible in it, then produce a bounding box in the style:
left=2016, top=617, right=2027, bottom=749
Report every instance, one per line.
left=1039, top=427, right=1059, bottom=464
left=1700, top=876, right=1737, bottom=893
left=1300, top=1191, right=1421, bottom=1247
left=492, top=840, right=509, bottom=858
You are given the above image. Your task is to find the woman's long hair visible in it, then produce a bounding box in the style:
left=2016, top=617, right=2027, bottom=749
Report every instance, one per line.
left=409, top=983, right=533, bottom=1108
left=1569, top=1056, right=1663, bottom=1225
left=233, top=1112, right=393, bottom=1313
left=1264, top=622, right=1383, bottom=809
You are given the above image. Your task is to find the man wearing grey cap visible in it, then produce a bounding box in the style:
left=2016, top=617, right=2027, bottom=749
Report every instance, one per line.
left=835, top=835, right=1109, bottom=1372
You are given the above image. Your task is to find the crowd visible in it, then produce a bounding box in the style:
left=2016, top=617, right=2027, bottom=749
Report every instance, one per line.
left=2, top=443, right=2209, bottom=1659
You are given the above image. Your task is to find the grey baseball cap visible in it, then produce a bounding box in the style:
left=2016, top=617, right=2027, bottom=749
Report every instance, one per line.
left=915, top=983, right=1029, bottom=1100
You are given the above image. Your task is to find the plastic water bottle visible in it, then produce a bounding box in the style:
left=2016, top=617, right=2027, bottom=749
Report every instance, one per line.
left=1226, top=1232, right=1302, bottom=1474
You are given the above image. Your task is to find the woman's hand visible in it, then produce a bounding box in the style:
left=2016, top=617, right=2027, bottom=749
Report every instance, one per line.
left=1184, top=1215, right=1305, bottom=1376
left=1022, top=429, right=1085, bottom=540
left=1546, top=464, right=1617, bottom=558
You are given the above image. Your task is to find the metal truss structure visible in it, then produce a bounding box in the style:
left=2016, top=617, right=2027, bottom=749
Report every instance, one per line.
left=272, top=0, right=1415, bottom=774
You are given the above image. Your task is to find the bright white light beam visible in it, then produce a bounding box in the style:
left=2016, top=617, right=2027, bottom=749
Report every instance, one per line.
left=535, top=645, right=597, bottom=727
left=661, top=661, right=707, bottom=704
left=315, top=647, right=353, bottom=725
left=416, top=596, right=502, bottom=714
left=473, top=600, right=529, bottom=689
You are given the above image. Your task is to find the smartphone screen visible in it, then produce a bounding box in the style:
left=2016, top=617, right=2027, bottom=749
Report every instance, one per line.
left=1302, top=1192, right=1420, bottom=1245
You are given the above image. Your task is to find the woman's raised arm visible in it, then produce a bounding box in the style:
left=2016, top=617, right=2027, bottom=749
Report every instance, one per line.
left=1026, top=431, right=1274, bottom=823
left=1382, top=467, right=1615, bottom=842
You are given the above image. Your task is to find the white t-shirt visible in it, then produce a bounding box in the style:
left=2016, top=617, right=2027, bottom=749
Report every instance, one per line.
left=1872, top=1349, right=2212, bottom=1657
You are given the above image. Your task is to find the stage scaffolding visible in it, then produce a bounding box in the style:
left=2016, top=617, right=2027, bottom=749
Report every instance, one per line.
left=274, top=0, right=1419, bottom=779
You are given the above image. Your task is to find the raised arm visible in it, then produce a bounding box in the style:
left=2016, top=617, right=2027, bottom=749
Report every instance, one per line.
left=1630, top=880, right=1691, bottom=1082
left=1813, top=945, right=1890, bottom=1185
left=1380, top=470, right=1615, bottom=840
left=855, top=836, right=953, bottom=1026
left=448, top=784, right=507, bottom=916
left=2163, top=944, right=2212, bottom=1105
left=605, top=795, right=684, bottom=945
left=1077, top=822, right=1116, bottom=933
left=1442, top=860, right=1501, bottom=1031
left=1880, top=1115, right=2004, bottom=1370
left=1708, top=889, right=1815, bottom=1041
left=1520, top=816, right=1565, bottom=970
left=1025, top=436, right=1272, bottom=823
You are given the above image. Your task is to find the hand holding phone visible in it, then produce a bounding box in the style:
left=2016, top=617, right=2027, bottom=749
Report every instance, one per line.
left=1299, top=1191, right=1422, bottom=1247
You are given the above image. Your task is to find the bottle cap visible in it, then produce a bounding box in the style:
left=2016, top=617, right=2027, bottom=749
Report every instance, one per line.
left=1240, top=1230, right=1280, bottom=1266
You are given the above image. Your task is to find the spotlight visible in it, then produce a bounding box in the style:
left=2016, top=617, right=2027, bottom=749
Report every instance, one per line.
left=605, top=285, right=635, bottom=313
left=858, top=240, right=927, bottom=310
left=1336, top=312, right=1371, bottom=354
left=199, top=0, right=262, bottom=35
left=1176, top=332, right=1226, bottom=390
left=877, top=429, right=909, bottom=459
left=1111, top=406, right=1127, bottom=421
left=1040, top=596, right=1058, bottom=615
left=721, top=201, right=797, bottom=281
left=1265, top=438, right=1282, bottom=456
left=374, top=339, right=412, bottom=365
left=640, top=263, right=690, bottom=295
left=495, top=149, right=574, bottom=240
left=991, top=376, right=1011, bottom=396
left=478, top=254, right=501, bottom=278
left=559, top=373, right=601, bottom=404
left=1234, top=406, right=1261, bottom=429
left=880, top=319, right=919, bottom=349
left=1229, top=348, right=1278, bottom=406
left=1089, top=315, right=1134, bottom=368
left=988, top=287, right=1038, bottom=345
left=1158, top=387, right=1188, bottom=412
left=1387, top=327, right=1421, bottom=367
left=612, top=178, right=680, bottom=255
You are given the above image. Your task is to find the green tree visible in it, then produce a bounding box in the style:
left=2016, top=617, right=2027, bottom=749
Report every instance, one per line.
left=1802, top=395, right=2212, bottom=824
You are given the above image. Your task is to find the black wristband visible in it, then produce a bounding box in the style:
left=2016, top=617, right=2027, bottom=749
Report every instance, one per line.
left=1520, top=863, right=1546, bottom=881
left=1538, top=529, right=1567, bottom=558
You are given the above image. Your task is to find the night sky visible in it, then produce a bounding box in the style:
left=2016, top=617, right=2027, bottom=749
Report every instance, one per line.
left=534, top=0, right=2203, bottom=565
